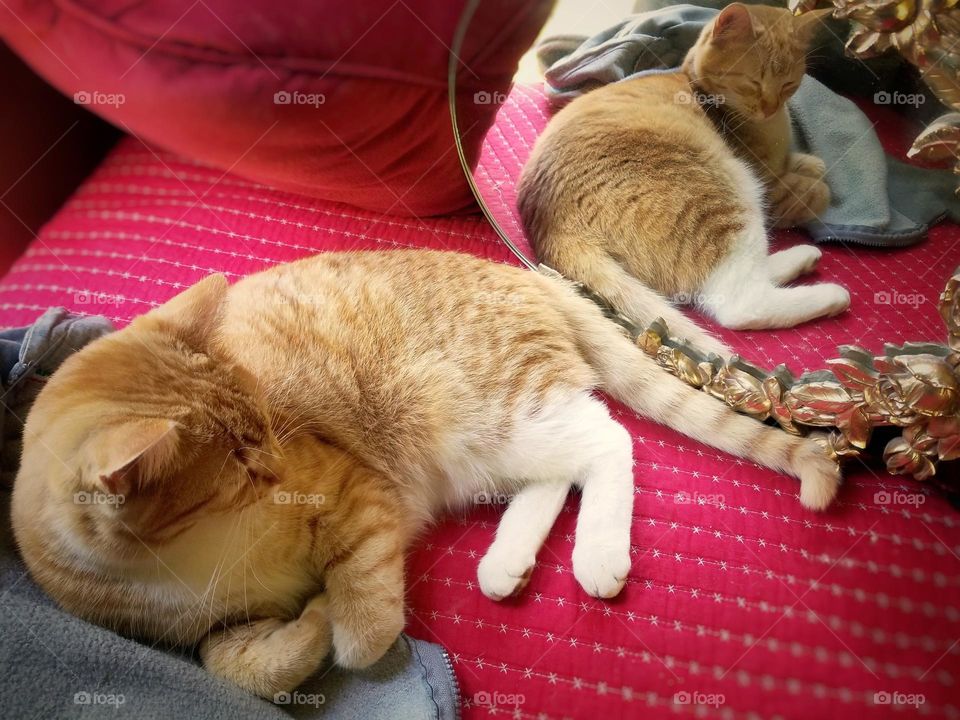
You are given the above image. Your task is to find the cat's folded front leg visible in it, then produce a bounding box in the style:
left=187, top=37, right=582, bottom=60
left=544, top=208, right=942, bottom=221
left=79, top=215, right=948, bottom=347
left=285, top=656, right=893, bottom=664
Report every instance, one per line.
left=770, top=172, right=830, bottom=228
left=324, top=517, right=407, bottom=670
left=787, top=152, right=827, bottom=179
left=770, top=153, right=830, bottom=228
left=200, top=595, right=332, bottom=699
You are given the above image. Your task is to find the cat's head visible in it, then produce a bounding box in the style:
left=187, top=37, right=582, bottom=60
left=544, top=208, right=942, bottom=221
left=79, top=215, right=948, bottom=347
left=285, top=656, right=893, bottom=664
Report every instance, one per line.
left=11, top=275, right=287, bottom=640
left=682, top=4, right=831, bottom=121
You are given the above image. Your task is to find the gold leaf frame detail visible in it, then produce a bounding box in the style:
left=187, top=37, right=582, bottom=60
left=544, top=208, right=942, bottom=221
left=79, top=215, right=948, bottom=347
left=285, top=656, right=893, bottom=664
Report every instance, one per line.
left=545, top=265, right=960, bottom=483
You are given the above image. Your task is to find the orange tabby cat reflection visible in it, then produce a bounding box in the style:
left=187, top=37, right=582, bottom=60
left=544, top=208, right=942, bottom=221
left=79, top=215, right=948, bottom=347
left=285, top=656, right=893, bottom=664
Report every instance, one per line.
left=519, top=4, right=845, bottom=331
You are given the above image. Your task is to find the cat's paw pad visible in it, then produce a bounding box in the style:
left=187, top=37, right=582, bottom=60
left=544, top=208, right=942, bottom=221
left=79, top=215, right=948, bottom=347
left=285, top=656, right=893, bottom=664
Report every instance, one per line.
left=478, top=548, right=536, bottom=601
left=819, top=284, right=851, bottom=316
left=796, top=434, right=842, bottom=511
left=572, top=544, right=631, bottom=599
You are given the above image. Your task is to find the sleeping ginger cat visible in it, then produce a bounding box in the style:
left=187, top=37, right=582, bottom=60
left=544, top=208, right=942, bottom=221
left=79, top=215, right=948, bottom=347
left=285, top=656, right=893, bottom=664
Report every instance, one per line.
left=518, top=4, right=845, bottom=333
left=12, top=250, right=841, bottom=699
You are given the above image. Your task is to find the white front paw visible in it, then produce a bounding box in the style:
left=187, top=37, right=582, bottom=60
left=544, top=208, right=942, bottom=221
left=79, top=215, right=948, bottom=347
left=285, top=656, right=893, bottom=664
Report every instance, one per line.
left=821, top=284, right=851, bottom=316
left=478, top=546, right=536, bottom=601
left=572, top=542, right=631, bottom=599
left=795, top=245, right=822, bottom=275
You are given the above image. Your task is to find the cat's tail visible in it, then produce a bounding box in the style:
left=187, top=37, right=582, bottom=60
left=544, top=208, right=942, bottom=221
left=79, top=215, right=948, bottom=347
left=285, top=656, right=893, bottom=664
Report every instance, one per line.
left=536, top=237, right=731, bottom=359
left=546, top=272, right=841, bottom=511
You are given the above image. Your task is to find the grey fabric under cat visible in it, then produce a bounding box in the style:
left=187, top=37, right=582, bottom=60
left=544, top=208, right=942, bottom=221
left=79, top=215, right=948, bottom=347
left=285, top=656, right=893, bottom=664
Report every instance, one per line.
left=0, top=309, right=461, bottom=720
left=536, top=4, right=960, bottom=247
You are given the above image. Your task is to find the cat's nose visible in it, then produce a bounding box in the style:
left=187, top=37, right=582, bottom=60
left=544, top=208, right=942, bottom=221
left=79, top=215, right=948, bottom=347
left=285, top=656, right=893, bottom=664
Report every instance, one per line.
left=761, top=99, right=778, bottom=117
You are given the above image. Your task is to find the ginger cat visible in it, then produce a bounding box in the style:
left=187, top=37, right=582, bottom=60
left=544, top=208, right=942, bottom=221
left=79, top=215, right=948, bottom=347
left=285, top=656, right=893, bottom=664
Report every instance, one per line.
left=12, top=250, right=841, bottom=699
left=518, top=4, right=846, bottom=332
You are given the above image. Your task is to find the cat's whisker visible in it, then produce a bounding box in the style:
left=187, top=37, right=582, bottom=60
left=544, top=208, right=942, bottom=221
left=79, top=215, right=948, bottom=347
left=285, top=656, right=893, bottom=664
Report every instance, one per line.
left=275, top=419, right=322, bottom=445
left=198, top=509, right=245, bottom=640
left=272, top=405, right=312, bottom=440
left=242, top=511, right=254, bottom=628
left=274, top=410, right=318, bottom=436
left=242, top=445, right=283, bottom=461
left=212, top=451, right=232, bottom=482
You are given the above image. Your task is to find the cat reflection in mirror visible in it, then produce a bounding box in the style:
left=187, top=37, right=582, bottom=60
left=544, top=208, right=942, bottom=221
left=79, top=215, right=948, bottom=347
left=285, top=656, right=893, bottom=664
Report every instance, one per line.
left=519, top=4, right=846, bottom=333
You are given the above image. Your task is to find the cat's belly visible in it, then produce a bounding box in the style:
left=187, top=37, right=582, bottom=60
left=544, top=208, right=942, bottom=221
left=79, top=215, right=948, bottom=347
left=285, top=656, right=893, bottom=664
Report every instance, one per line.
left=425, top=390, right=596, bottom=511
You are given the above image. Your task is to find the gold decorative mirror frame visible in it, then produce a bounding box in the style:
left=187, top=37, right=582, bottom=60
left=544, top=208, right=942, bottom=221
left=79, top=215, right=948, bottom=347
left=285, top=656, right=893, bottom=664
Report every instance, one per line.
left=633, top=268, right=960, bottom=482
left=790, top=0, right=960, bottom=176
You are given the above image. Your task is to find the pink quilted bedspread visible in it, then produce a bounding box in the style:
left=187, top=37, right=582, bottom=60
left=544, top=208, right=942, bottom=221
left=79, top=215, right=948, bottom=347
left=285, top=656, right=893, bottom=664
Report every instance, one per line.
left=2, top=86, right=959, bottom=720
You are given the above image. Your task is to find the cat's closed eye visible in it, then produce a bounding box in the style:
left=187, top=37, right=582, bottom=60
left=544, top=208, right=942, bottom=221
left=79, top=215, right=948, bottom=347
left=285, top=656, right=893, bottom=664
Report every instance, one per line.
left=233, top=445, right=280, bottom=485
left=233, top=447, right=259, bottom=473
left=780, top=81, right=799, bottom=96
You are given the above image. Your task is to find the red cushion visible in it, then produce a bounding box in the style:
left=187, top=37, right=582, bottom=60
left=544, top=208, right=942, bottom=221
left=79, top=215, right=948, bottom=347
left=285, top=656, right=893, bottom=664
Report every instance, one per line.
left=1, top=95, right=959, bottom=718
left=0, top=0, right=551, bottom=216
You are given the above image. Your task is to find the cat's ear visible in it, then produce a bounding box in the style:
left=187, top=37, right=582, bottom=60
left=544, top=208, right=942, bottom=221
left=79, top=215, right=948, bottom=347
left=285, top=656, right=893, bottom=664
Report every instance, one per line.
left=712, top=3, right=754, bottom=44
left=150, top=273, right=228, bottom=347
left=86, top=419, right=180, bottom=498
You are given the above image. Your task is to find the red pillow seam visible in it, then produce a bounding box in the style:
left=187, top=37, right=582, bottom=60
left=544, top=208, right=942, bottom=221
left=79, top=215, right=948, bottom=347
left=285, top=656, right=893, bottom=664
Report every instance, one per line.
left=45, top=0, right=449, bottom=88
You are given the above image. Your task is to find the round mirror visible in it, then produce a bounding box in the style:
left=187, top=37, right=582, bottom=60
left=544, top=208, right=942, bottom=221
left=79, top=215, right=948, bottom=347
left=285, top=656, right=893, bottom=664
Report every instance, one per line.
left=449, top=0, right=960, bottom=475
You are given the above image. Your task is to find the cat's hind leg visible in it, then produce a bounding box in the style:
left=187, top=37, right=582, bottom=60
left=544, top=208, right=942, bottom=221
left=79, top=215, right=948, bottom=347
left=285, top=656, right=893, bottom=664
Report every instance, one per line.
left=704, top=276, right=849, bottom=329
left=767, top=245, right=822, bottom=285
left=477, top=391, right=634, bottom=600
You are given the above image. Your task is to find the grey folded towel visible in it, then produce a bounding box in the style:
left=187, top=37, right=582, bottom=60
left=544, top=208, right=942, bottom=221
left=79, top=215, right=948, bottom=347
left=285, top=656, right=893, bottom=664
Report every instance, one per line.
left=0, top=309, right=460, bottom=719
left=537, top=4, right=960, bottom=246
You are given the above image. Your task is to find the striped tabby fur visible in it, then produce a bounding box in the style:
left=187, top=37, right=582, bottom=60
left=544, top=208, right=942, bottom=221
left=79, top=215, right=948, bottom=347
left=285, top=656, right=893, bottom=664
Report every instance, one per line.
left=13, top=250, right=840, bottom=698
